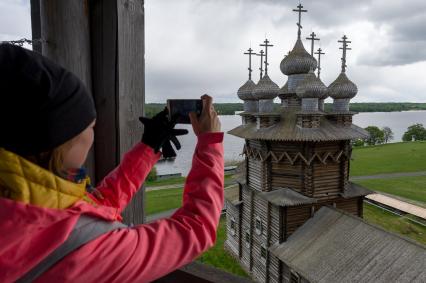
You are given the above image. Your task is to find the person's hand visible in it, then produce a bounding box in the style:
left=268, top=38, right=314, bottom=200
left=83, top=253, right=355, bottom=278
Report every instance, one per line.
left=189, top=94, right=221, bottom=136
left=139, top=108, right=188, bottom=158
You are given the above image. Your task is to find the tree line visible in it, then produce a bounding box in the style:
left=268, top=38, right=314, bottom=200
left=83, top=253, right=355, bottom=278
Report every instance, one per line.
left=354, top=124, right=426, bottom=146
left=144, top=102, right=426, bottom=117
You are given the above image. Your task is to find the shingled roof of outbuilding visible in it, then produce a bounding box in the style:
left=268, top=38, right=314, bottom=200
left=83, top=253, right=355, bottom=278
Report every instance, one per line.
left=270, top=207, right=426, bottom=283
left=259, top=188, right=317, bottom=206
left=228, top=110, right=368, bottom=141
left=340, top=182, right=373, bottom=198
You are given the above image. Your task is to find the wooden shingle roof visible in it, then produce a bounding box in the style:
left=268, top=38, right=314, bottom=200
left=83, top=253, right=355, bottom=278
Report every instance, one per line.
left=269, top=207, right=426, bottom=283
left=259, top=188, right=317, bottom=207
left=228, top=110, right=368, bottom=141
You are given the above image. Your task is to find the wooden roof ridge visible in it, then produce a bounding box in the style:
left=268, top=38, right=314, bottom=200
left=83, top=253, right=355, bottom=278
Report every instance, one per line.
left=228, top=110, right=369, bottom=141
left=269, top=207, right=426, bottom=283
left=258, top=187, right=317, bottom=207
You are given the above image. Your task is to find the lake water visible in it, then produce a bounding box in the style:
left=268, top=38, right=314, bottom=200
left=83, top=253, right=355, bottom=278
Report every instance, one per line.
left=156, top=111, right=426, bottom=176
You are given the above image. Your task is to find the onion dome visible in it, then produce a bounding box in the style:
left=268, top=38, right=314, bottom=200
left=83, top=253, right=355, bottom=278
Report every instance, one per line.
left=237, top=79, right=256, bottom=100
left=328, top=72, right=358, bottom=99
left=280, top=39, right=317, bottom=75
left=253, top=74, right=279, bottom=100
left=296, top=70, right=327, bottom=99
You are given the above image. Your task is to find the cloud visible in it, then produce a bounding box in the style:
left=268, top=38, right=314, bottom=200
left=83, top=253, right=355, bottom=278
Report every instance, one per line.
left=1, top=0, right=425, bottom=103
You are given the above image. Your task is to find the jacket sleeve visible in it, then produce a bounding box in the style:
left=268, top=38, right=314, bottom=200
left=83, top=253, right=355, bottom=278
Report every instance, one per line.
left=92, top=132, right=225, bottom=282
left=91, top=142, right=161, bottom=213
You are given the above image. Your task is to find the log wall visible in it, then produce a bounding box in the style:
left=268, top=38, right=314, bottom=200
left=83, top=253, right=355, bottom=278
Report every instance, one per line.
left=225, top=200, right=240, bottom=256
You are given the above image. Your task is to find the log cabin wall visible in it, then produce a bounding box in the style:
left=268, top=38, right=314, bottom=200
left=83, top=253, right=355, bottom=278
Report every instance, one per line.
left=311, top=141, right=346, bottom=200
left=285, top=197, right=361, bottom=238
left=247, top=140, right=268, bottom=191
left=241, top=185, right=252, bottom=270
left=225, top=201, right=240, bottom=256
left=269, top=204, right=282, bottom=283
left=270, top=142, right=304, bottom=193
left=286, top=205, right=312, bottom=237
left=251, top=194, right=268, bottom=282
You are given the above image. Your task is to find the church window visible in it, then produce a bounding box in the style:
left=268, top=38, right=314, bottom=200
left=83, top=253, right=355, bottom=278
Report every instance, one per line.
left=230, top=217, right=236, bottom=236
left=255, top=216, right=262, bottom=235
left=260, top=243, right=267, bottom=264
left=245, top=230, right=250, bottom=248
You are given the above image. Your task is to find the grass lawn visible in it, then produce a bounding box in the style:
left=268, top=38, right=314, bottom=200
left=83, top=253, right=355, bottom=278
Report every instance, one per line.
left=355, top=176, right=426, bottom=206
left=145, top=188, right=183, bottom=215
left=146, top=174, right=234, bottom=187
left=145, top=176, right=186, bottom=187
left=351, top=141, right=426, bottom=176
left=363, top=203, right=426, bottom=245
left=197, top=218, right=249, bottom=278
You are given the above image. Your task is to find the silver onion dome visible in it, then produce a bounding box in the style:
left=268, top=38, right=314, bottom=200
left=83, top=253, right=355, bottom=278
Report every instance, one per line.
left=280, top=39, right=317, bottom=75
left=253, top=74, right=279, bottom=100
left=237, top=79, right=256, bottom=101
left=328, top=72, right=358, bottom=99
left=296, top=70, right=327, bottom=99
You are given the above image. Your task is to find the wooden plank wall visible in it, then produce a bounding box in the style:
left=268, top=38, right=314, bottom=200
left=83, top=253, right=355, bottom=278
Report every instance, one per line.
left=269, top=204, right=281, bottom=283
left=241, top=185, right=252, bottom=270
left=270, top=142, right=304, bottom=193
left=225, top=201, right=240, bottom=256
left=251, top=195, right=268, bottom=282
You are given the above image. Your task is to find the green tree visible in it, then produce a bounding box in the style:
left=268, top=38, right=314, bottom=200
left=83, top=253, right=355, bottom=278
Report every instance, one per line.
left=352, top=139, right=365, bottom=147
left=364, top=126, right=385, bottom=145
left=402, top=124, right=426, bottom=141
left=382, top=126, right=394, bottom=143
left=146, top=166, right=158, bottom=182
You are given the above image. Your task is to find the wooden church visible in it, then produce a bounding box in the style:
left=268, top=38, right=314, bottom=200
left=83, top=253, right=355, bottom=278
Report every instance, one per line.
left=224, top=3, right=426, bottom=283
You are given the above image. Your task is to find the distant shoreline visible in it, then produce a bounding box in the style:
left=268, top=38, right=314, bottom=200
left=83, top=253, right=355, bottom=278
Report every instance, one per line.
left=145, top=102, right=426, bottom=117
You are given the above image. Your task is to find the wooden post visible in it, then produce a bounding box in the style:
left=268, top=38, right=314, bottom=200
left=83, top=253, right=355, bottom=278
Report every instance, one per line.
left=34, top=0, right=146, bottom=224
left=30, top=0, right=42, bottom=53
left=90, top=0, right=146, bottom=225
left=38, top=0, right=96, bottom=180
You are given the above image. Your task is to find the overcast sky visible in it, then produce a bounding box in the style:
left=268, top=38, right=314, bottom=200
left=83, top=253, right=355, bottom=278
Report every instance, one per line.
left=2, top=0, right=426, bottom=103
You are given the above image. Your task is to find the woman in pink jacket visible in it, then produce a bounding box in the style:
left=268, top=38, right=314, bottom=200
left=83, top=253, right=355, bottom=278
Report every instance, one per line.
left=0, top=44, right=224, bottom=282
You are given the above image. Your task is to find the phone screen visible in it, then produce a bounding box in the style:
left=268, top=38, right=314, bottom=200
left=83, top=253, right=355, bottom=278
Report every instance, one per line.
left=167, top=99, right=203, bottom=124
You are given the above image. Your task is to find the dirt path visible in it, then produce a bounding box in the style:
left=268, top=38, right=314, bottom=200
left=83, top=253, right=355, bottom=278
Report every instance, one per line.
left=350, top=171, right=426, bottom=181
left=146, top=180, right=236, bottom=192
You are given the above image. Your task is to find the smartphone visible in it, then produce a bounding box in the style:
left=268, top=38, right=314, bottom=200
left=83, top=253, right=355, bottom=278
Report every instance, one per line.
left=167, top=99, right=203, bottom=124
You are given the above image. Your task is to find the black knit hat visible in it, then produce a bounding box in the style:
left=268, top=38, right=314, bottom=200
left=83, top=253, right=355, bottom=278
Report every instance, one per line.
left=0, top=44, right=97, bottom=156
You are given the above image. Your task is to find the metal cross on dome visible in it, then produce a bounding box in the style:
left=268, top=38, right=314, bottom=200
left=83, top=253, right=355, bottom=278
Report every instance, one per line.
left=315, top=48, right=325, bottom=79
left=257, top=50, right=265, bottom=79
left=260, top=39, right=273, bottom=76
left=293, top=3, right=307, bottom=39
left=338, top=35, right=352, bottom=73
left=306, top=32, right=320, bottom=56
left=244, top=48, right=257, bottom=81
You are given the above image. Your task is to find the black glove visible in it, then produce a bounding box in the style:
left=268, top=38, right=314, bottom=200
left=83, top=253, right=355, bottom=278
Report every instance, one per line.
left=139, top=108, right=188, bottom=158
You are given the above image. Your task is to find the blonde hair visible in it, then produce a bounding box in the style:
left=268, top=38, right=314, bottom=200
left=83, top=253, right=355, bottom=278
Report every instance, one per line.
left=25, top=136, right=77, bottom=176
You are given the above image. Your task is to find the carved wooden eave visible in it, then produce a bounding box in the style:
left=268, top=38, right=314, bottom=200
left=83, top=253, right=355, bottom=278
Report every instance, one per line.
left=242, top=144, right=346, bottom=165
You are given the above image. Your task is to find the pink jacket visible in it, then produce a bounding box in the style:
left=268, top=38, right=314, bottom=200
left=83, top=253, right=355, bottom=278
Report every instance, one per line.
left=0, top=132, right=224, bottom=282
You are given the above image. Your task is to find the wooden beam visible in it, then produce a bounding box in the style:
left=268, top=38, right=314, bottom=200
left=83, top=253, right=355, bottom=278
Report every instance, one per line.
left=39, top=0, right=96, bottom=180
left=90, top=0, right=146, bottom=224
left=30, top=0, right=42, bottom=53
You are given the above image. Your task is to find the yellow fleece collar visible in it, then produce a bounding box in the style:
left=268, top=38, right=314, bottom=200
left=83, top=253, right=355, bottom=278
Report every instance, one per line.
left=0, top=148, right=95, bottom=209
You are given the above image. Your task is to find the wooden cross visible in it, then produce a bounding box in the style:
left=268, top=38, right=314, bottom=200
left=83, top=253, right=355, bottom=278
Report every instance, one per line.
left=315, top=48, right=325, bottom=79
left=257, top=50, right=265, bottom=79
left=338, top=35, right=352, bottom=72
left=306, top=32, right=320, bottom=56
left=260, top=39, right=273, bottom=75
left=244, top=48, right=257, bottom=80
left=293, top=4, right=307, bottom=39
